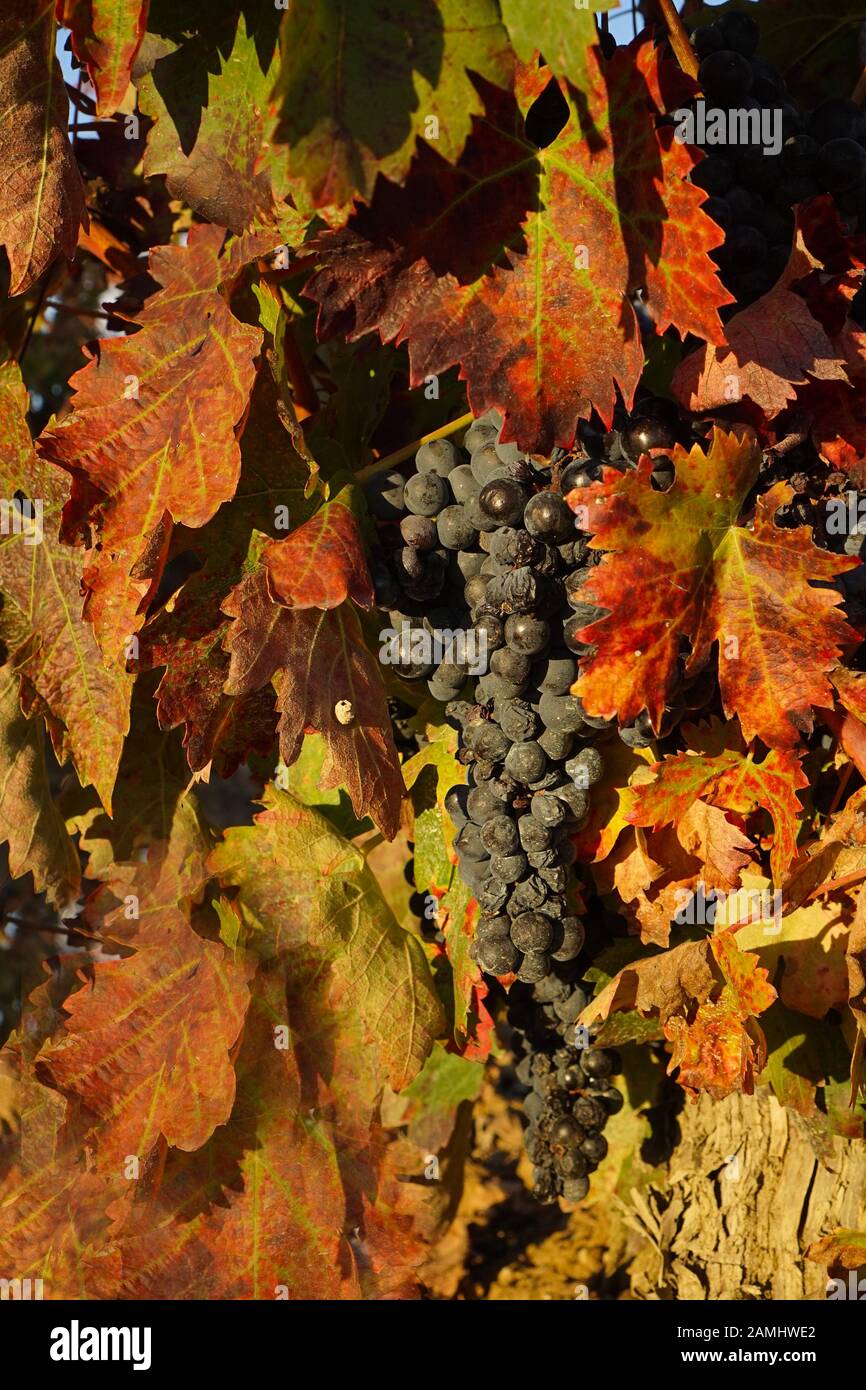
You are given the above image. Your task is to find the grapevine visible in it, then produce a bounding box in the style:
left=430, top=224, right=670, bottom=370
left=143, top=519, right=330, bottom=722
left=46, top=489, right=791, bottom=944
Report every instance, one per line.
left=0, top=0, right=865, bottom=1314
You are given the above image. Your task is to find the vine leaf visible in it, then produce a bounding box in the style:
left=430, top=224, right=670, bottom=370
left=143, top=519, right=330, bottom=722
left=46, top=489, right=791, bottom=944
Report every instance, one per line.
left=664, top=996, right=767, bottom=1101
left=628, top=734, right=808, bottom=883
left=209, top=789, right=443, bottom=1091
left=807, top=1229, right=866, bottom=1271
left=265, top=487, right=373, bottom=610
left=136, top=370, right=314, bottom=775
left=0, top=362, right=129, bottom=810
left=37, top=912, right=255, bottom=1173
left=670, top=936, right=777, bottom=1102
left=673, top=198, right=854, bottom=418
left=39, top=224, right=262, bottom=667
left=735, top=882, right=850, bottom=1020
left=584, top=930, right=776, bottom=1101
left=673, top=289, right=848, bottom=418
left=60, top=0, right=150, bottom=117
left=500, top=0, right=615, bottom=81
left=0, top=663, right=80, bottom=910
left=570, top=427, right=859, bottom=749
left=136, top=5, right=283, bottom=233
left=305, top=38, right=730, bottom=452
left=223, top=558, right=404, bottom=837
left=269, top=0, right=513, bottom=222
left=403, top=729, right=493, bottom=1058
left=0, top=2, right=88, bottom=295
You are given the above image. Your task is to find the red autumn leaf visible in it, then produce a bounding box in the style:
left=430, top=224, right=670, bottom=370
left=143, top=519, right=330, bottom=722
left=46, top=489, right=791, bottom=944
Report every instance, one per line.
left=673, top=199, right=855, bottom=419
left=0, top=2, right=88, bottom=295
left=629, top=740, right=808, bottom=883
left=673, top=291, right=848, bottom=419
left=265, top=488, right=374, bottom=609
left=584, top=929, right=775, bottom=1101
left=39, top=224, right=261, bottom=663
left=812, top=384, right=866, bottom=487
left=59, top=0, right=150, bottom=117
left=807, top=1229, right=866, bottom=1271
left=0, top=362, right=129, bottom=810
left=570, top=427, right=859, bottom=749
left=137, top=370, right=315, bottom=774
left=664, top=997, right=767, bottom=1102
left=304, top=37, right=729, bottom=452
left=37, top=912, right=255, bottom=1172
left=222, top=561, right=404, bottom=838
left=664, top=932, right=776, bottom=1101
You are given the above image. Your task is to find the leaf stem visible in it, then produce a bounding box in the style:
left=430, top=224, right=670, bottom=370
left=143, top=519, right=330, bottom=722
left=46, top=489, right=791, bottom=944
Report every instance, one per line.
left=356, top=411, right=474, bottom=482
left=655, top=0, right=699, bottom=80
left=806, top=866, right=866, bottom=901
left=827, top=760, right=855, bottom=818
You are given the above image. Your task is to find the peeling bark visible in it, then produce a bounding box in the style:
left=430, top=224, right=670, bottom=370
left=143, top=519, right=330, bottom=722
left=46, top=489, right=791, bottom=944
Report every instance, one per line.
left=628, top=1087, right=866, bottom=1300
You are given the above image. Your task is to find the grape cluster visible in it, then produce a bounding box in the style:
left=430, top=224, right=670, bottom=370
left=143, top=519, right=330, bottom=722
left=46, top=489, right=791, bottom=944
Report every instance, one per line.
left=367, top=409, right=642, bottom=1200
left=681, top=9, right=866, bottom=308
left=513, top=1038, right=623, bottom=1204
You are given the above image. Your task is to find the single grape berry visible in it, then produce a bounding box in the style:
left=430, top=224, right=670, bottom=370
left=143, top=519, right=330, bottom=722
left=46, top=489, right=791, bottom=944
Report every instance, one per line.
left=475, top=913, right=511, bottom=940
left=582, top=1048, right=614, bottom=1079
left=490, top=646, right=531, bottom=684
left=400, top=514, right=437, bottom=550
left=444, top=784, right=468, bottom=827
left=573, top=1095, right=607, bottom=1130
left=622, top=415, right=677, bottom=462
left=822, top=138, right=866, bottom=194
left=473, top=722, right=512, bottom=763
left=698, top=49, right=754, bottom=103
left=480, top=813, right=520, bottom=855
left=448, top=463, right=478, bottom=503
left=497, top=698, right=539, bottom=743
left=511, top=911, right=556, bottom=952
left=530, top=792, right=566, bottom=828
left=581, top=1133, right=608, bottom=1163
left=437, top=504, right=478, bottom=550
left=538, top=691, right=585, bottom=734
left=416, top=438, right=460, bottom=476
left=505, top=741, right=547, bottom=784
left=470, top=442, right=506, bottom=485
left=474, top=614, right=504, bottom=655
left=551, top=920, right=586, bottom=964
left=490, top=850, right=528, bottom=883
left=517, top=949, right=550, bottom=983
left=475, top=935, right=520, bottom=975
left=478, top=479, right=527, bottom=528
left=524, top=491, right=574, bottom=542
left=404, top=471, right=448, bottom=517
left=505, top=613, right=550, bottom=656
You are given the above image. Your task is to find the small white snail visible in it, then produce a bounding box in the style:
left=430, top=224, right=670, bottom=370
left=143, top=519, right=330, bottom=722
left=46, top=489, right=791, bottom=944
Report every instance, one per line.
left=334, top=699, right=354, bottom=725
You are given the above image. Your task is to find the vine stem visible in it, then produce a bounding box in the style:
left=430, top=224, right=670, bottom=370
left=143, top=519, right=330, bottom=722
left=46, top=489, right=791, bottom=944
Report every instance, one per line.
left=853, top=64, right=866, bottom=106
left=356, top=410, right=474, bottom=482
left=827, top=760, right=855, bottom=818
left=806, top=866, right=866, bottom=901
left=655, top=0, right=700, bottom=80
